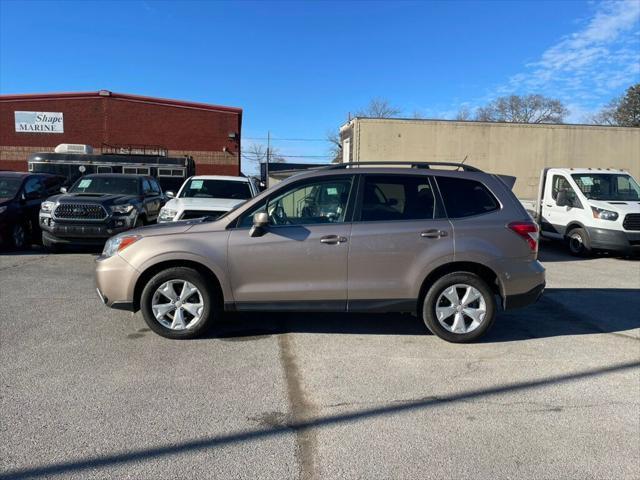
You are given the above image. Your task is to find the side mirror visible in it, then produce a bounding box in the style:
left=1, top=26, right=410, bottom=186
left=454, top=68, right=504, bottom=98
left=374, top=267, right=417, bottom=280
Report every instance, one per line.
left=60, top=187, right=67, bottom=194
left=166, top=191, right=175, bottom=199
left=250, top=212, right=269, bottom=238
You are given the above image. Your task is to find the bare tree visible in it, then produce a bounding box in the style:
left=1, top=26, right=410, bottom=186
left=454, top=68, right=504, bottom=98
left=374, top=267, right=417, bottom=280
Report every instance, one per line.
left=591, top=84, right=640, bottom=127
left=242, top=142, right=285, bottom=164
left=475, top=94, right=569, bottom=123
left=356, top=98, right=402, bottom=118
left=455, top=105, right=472, bottom=121
left=326, top=129, right=342, bottom=162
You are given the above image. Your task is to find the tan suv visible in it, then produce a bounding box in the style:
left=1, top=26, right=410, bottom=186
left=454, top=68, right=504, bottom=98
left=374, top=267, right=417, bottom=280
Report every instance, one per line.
left=95, top=163, right=545, bottom=343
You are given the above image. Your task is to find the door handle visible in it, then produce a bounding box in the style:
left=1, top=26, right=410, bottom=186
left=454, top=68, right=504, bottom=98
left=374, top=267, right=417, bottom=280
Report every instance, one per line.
left=545, top=204, right=553, bottom=207
left=420, top=229, right=448, bottom=239
left=320, top=235, right=347, bottom=245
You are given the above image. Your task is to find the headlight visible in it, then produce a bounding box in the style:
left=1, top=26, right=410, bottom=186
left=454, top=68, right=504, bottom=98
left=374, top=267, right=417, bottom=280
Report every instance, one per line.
left=158, top=208, right=177, bottom=222
left=40, top=201, right=55, bottom=213
left=102, top=234, right=142, bottom=258
left=591, top=206, right=618, bottom=221
left=110, top=204, right=135, bottom=214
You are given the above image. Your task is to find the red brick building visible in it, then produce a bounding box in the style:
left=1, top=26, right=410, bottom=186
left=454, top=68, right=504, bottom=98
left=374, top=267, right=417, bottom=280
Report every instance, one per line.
left=0, top=90, right=242, bottom=175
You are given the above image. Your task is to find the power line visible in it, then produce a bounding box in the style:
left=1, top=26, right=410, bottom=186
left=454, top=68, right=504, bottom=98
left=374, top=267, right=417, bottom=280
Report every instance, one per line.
left=243, top=136, right=330, bottom=142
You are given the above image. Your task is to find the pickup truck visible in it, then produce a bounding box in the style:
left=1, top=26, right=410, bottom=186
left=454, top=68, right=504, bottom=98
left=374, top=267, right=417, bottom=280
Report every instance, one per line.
left=39, top=173, right=165, bottom=250
left=157, top=175, right=258, bottom=222
left=534, top=168, right=640, bottom=256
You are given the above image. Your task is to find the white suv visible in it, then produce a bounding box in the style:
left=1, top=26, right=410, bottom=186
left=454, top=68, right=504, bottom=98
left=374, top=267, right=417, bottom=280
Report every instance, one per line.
left=158, top=175, right=258, bottom=223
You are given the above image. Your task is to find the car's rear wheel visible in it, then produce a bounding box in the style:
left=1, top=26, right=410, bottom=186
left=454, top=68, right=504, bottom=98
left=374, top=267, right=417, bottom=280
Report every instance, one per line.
left=422, top=272, right=496, bottom=343
left=140, top=267, right=214, bottom=339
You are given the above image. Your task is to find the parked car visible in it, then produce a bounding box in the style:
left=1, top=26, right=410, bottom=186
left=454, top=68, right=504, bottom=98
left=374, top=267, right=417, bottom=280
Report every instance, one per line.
left=39, top=174, right=165, bottom=250
left=0, top=172, right=66, bottom=249
left=534, top=168, right=640, bottom=256
left=95, top=162, right=545, bottom=343
left=158, top=175, right=258, bottom=222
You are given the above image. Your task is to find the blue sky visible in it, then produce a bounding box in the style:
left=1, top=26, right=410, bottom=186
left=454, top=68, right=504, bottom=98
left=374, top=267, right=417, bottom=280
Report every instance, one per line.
left=1, top=0, right=638, bottom=173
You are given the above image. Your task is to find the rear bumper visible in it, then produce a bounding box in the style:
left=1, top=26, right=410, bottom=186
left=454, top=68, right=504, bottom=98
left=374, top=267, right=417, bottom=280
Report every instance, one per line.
left=586, top=227, right=640, bottom=255
left=504, top=283, right=545, bottom=310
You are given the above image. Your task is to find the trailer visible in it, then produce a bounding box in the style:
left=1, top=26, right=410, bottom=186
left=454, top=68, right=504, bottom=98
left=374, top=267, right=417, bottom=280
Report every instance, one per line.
left=28, top=143, right=195, bottom=192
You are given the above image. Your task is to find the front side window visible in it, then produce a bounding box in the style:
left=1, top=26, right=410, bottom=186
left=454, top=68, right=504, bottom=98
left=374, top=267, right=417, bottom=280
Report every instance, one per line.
left=551, top=175, right=580, bottom=206
left=360, top=175, right=439, bottom=221
left=180, top=179, right=252, bottom=200
left=23, top=177, right=43, bottom=196
left=571, top=173, right=640, bottom=201
left=266, top=177, right=353, bottom=226
left=70, top=176, right=140, bottom=195
left=436, top=177, right=499, bottom=218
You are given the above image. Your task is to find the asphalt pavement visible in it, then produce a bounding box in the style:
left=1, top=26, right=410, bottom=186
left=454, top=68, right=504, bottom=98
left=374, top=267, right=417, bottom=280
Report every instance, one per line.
left=1, top=241, right=639, bottom=479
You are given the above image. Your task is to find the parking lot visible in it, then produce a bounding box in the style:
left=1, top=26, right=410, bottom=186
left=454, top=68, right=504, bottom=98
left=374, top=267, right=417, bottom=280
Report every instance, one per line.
left=1, top=242, right=639, bottom=480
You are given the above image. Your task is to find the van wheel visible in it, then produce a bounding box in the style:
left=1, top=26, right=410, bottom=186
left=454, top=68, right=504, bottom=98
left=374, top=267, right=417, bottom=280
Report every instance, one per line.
left=140, top=267, right=214, bottom=339
left=567, top=228, right=591, bottom=256
left=422, top=272, right=496, bottom=343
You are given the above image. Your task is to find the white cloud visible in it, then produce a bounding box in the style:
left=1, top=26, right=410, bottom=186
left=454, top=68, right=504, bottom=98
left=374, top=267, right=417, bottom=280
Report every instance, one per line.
left=459, top=0, right=640, bottom=122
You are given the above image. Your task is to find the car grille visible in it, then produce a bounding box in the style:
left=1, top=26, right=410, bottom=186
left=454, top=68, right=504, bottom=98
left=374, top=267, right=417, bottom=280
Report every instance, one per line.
left=53, top=203, right=108, bottom=221
left=180, top=210, right=225, bottom=220
left=623, top=214, right=640, bottom=231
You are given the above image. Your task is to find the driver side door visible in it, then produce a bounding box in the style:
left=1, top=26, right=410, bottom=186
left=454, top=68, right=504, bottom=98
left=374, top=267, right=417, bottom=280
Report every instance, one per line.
left=227, top=175, right=355, bottom=309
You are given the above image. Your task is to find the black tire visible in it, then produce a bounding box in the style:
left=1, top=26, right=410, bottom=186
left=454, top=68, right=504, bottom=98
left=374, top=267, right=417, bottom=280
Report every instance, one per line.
left=140, top=267, right=215, bottom=339
left=135, top=215, right=145, bottom=228
left=11, top=223, right=29, bottom=250
left=566, top=227, right=591, bottom=256
left=422, top=272, right=496, bottom=343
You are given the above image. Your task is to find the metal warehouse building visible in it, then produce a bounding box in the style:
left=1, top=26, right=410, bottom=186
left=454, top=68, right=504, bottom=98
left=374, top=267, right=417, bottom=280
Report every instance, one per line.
left=340, top=117, right=640, bottom=199
left=0, top=90, right=242, bottom=175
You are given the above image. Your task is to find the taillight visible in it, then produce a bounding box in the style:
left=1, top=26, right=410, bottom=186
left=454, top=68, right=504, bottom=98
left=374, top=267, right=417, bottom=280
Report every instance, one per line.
left=508, top=221, right=539, bottom=253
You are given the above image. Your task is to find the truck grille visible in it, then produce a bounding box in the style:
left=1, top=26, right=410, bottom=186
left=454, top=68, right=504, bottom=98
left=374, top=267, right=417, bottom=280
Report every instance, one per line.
left=180, top=210, right=225, bottom=220
left=623, top=214, right=640, bottom=231
left=54, top=203, right=108, bottom=221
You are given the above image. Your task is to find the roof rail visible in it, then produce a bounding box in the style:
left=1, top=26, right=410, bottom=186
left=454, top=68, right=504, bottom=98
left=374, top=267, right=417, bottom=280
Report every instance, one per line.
left=323, top=161, right=483, bottom=172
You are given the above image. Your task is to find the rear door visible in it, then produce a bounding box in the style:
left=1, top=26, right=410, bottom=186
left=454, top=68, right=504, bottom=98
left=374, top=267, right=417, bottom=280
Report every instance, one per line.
left=347, top=174, right=454, bottom=307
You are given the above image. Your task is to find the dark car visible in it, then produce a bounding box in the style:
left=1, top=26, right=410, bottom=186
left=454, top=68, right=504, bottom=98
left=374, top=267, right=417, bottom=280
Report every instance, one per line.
left=39, top=174, right=165, bottom=250
left=0, top=172, right=66, bottom=249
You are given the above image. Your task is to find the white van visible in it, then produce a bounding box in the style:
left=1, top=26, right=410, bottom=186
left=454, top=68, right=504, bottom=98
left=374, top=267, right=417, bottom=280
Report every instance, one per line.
left=535, top=168, right=640, bottom=256
left=158, top=175, right=258, bottom=223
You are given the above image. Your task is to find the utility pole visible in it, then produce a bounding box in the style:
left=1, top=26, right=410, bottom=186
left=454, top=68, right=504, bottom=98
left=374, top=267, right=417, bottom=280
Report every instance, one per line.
left=265, top=131, right=271, bottom=188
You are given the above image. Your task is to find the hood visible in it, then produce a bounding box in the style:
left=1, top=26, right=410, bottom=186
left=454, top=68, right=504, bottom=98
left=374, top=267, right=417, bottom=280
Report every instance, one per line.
left=588, top=199, right=640, bottom=214
left=165, top=197, right=245, bottom=211
left=127, top=218, right=209, bottom=237
left=50, top=192, right=140, bottom=206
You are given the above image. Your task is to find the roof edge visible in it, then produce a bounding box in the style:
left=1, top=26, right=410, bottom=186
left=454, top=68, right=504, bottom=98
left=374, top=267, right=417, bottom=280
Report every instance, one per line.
left=0, top=90, right=242, bottom=114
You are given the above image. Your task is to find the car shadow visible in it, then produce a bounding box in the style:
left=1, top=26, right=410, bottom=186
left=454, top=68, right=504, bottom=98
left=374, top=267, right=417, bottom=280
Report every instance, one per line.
left=0, top=245, right=103, bottom=256
left=204, top=288, right=640, bottom=342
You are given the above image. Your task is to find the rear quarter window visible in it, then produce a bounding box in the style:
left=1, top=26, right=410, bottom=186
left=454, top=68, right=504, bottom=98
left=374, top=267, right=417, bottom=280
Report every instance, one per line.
left=436, top=177, right=499, bottom=218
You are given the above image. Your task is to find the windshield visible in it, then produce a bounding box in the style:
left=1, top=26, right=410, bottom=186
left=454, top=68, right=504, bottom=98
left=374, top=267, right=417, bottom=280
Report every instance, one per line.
left=179, top=179, right=252, bottom=200
left=70, top=176, right=139, bottom=195
left=0, top=177, right=23, bottom=198
left=571, top=173, right=640, bottom=201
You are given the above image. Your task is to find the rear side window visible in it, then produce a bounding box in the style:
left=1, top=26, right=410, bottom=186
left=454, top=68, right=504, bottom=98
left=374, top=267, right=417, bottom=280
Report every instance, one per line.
left=360, top=175, right=440, bottom=221
left=436, top=177, right=499, bottom=218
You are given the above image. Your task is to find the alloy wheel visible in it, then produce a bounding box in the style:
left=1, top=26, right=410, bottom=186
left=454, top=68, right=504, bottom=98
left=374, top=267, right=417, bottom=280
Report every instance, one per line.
left=151, top=280, right=205, bottom=330
left=435, top=284, right=487, bottom=334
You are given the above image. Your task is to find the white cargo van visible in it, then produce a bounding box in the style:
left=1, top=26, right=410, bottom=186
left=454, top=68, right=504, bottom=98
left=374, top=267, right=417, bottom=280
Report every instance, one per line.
left=535, top=168, right=640, bottom=256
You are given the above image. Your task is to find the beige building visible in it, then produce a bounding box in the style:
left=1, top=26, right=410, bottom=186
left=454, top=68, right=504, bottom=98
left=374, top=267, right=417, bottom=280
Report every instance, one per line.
left=339, top=118, right=640, bottom=199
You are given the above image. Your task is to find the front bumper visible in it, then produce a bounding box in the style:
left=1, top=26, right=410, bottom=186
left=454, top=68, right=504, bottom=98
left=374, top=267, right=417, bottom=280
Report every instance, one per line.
left=40, top=212, right=135, bottom=244
left=586, top=227, right=640, bottom=255
left=95, top=253, right=140, bottom=311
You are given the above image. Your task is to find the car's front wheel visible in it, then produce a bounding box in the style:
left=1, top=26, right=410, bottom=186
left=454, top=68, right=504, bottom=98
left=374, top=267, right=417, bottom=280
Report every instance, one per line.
left=140, top=267, right=214, bottom=339
left=422, top=272, right=496, bottom=343
left=11, top=223, right=29, bottom=250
